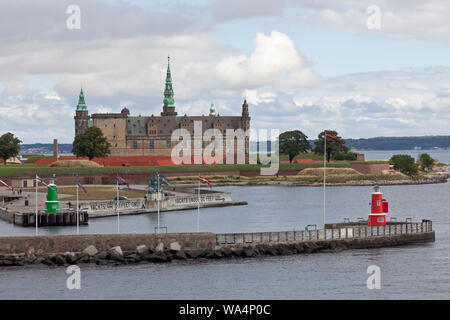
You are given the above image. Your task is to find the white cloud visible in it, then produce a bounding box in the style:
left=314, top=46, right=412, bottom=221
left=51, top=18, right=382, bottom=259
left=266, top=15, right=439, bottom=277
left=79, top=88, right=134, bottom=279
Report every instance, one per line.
left=216, top=31, right=320, bottom=88
left=244, top=89, right=277, bottom=105
left=298, top=0, right=450, bottom=40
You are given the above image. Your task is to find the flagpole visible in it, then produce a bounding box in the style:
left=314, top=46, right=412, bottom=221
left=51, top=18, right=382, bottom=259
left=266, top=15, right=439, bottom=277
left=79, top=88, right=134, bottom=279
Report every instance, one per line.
left=116, top=175, right=120, bottom=234
left=76, top=182, right=79, bottom=235
left=323, top=131, right=326, bottom=231
left=35, top=175, right=38, bottom=236
left=197, top=176, right=200, bottom=233
left=157, top=173, right=160, bottom=234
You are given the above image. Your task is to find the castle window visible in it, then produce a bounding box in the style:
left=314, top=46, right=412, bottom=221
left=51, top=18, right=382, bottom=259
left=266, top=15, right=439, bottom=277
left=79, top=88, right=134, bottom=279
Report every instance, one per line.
left=166, top=140, right=171, bottom=148
left=133, top=141, right=137, bottom=149
left=149, top=141, right=154, bottom=149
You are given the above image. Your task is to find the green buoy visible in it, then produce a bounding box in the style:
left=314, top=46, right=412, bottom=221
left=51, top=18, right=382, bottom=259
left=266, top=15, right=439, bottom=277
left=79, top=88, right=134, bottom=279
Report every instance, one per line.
left=45, top=177, right=60, bottom=213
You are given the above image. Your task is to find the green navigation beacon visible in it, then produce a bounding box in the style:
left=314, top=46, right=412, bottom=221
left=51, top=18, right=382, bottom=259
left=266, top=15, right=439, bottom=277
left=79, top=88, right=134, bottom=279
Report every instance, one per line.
left=45, top=175, right=60, bottom=213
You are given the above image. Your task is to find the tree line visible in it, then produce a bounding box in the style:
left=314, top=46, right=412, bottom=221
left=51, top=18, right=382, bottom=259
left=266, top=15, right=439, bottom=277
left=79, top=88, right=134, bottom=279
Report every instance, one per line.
left=278, top=130, right=355, bottom=163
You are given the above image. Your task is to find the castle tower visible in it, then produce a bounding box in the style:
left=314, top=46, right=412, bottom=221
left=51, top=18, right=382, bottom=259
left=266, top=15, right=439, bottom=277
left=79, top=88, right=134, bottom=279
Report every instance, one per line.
left=161, top=56, right=177, bottom=116
left=241, top=99, right=250, bottom=156
left=74, top=88, right=90, bottom=136
left=209, top=103, right=216, bottom=116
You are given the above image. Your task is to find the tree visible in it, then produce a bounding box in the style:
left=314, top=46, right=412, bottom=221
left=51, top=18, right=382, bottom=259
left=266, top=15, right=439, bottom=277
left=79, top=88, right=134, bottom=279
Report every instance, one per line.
left=418, top=153, right=435, bottom=172
left=313, top=130, right=348, bottom=162
left=389, top=154, right=418, bottom=176
left=278, top=130, right=311, bottom=163
left=72, top=127, right=111, bottom=160
left=0, top=132, right=22, bottom=165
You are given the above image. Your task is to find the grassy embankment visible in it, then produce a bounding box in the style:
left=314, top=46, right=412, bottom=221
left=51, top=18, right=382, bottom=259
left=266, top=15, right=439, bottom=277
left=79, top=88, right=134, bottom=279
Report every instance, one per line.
left=0, top=162, right=352, bottom=178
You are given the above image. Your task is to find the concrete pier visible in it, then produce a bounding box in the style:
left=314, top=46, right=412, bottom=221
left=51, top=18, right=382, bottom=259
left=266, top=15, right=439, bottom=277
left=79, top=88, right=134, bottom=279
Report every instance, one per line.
left=0, top=219, right=435, bottom=266
left=0, top=207, right=88, bottom=227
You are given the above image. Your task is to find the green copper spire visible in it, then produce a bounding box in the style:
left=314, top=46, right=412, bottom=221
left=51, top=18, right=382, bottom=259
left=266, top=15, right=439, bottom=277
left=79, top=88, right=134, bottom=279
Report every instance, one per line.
left=163, top=56, right=175, bottom=107
left=76, top=88, right=88, bottom=111
left=209, top=102, right=216, bottom=116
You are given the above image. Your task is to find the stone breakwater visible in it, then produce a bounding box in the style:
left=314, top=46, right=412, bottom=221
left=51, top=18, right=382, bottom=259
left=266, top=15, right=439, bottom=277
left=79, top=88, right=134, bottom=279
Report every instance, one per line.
left=0, top=221, right=435, bottom=267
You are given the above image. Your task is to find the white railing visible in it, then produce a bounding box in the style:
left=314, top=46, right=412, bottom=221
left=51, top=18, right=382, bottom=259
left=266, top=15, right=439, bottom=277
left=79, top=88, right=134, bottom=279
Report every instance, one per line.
left=216, top=221, right=433, bottom=245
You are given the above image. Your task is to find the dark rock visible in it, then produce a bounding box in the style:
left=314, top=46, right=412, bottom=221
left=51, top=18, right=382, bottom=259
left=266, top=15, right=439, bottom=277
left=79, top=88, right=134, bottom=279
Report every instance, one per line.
left=294, top=243, right=305, bottom=253
left=164, top=252, right=173, bottom=262
left=64, top=253, right=77, bottom=264
left=107, top=249, right=124, bottom=262
left=23, top=254, right=37, bottom=264
left=42, top=258, right=54, bottom=265
left=220, top=247, right=233, bottom=257
left=174, top=251, right=187, bottom=260
left=147, top=253, right=168, bottom=263
left=125, top=253, right=141, bottom=263
left=139, top=253, right=152, bottom=261
left=278, top=245, right=294, bottom=255
left=34, top=256, right=45, bottom=264
left=232, top=248, right=245, bottom=257
left=185, top=250, right=202, bottom=259
left=244, top=248, right=256, bottom=257
left=95, top=251, right=108, bottom=260
left=77, top=253, right=90, bottom=263
left=51, top=254, right=66, bottom=266
left=95, top=259, right=108, bottom=265
left=204, top=249, right=220, bottom=259
left=266, top=247, right=277, bottom=256
left=0, top=260, right=13, bottom=266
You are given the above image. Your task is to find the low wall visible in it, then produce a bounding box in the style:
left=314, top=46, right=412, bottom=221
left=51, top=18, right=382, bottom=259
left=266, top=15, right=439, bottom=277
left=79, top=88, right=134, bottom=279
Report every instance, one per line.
left=216, top=221, right=434, bottom=245
left=0, top=232, right=216, bottom=254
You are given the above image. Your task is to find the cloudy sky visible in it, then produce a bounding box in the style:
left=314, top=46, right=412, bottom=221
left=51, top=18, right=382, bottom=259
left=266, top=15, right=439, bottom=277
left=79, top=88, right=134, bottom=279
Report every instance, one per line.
left=1, top=0, right=450, bottom=143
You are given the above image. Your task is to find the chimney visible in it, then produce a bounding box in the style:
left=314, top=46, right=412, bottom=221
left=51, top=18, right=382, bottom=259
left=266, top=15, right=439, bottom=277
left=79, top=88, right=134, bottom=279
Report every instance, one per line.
left=53, top=139, right=59, bottom=163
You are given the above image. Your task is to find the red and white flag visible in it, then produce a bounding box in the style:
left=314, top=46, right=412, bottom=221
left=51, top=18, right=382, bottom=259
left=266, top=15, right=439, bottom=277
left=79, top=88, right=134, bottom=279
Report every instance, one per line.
left=199, top=176, right=212, bottom=190
left=0, top=179, right=11, bottom=189
left=116, top=175, right=130, bottom=189
left=325, top=134, right=344, bottom=151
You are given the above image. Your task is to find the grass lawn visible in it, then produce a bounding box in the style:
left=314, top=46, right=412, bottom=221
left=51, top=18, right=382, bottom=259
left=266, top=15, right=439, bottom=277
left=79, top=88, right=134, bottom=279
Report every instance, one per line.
left=22, top=186, right=144, bottom=201
left=0, top=161, right=352, bottom=178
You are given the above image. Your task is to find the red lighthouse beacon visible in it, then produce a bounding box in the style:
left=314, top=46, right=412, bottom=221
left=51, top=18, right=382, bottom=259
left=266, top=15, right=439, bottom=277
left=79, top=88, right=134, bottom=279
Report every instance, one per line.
left=368, top=185, right=388, bottom=227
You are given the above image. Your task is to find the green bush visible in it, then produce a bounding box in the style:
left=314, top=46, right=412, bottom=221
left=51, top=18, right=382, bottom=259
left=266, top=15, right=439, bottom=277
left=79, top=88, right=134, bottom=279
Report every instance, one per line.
left=333, top=152, right=357, bottom=161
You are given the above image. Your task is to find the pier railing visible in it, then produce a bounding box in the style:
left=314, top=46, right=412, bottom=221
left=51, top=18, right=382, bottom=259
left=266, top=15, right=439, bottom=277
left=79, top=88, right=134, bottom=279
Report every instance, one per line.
left=216, top=220, right=433, bottom=245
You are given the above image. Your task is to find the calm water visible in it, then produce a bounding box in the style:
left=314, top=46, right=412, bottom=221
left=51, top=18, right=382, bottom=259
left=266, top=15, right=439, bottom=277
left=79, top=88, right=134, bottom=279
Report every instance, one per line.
left=0, top=183, right=449, bottom=299
left=361, top=149, right=450, bottom=163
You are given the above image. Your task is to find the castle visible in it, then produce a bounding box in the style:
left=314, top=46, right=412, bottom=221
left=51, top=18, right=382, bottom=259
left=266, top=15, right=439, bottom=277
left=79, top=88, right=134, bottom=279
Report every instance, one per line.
left=74, top=57, right=250, bottom=157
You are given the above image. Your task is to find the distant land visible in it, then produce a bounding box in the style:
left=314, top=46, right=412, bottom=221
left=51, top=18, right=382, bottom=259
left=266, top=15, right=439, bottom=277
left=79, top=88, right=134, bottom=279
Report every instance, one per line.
left=19, top=135, right=450, bottom=154
left=255, top=136, right=450, bottom=152
left=20, top=143, right=73, bottom=155
left=344, top=136, right=450, bottom=151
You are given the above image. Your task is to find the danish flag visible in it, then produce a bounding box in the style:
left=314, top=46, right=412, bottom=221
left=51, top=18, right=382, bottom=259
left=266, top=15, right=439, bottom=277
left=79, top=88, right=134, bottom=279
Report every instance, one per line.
left=0, top=179, right=10, bottom=189
left=116, top=175, right=130, bottom=189
left=198, top=176, right=212, bottom=190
